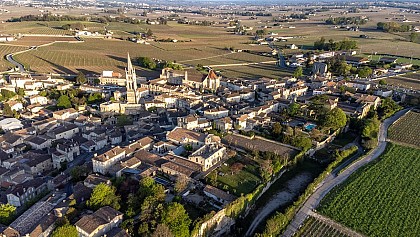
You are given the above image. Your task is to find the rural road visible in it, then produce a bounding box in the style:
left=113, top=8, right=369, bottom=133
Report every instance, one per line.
left=281, top=108, right=410, bottom=237
left=208, top=60, right=278, bottom=68
left=6, top=53, right=26, bottom=73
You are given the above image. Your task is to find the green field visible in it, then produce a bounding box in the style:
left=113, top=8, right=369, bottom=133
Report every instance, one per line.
left=318, top=143, right=420, bottom=237
left=388, top=110, right=420, bottom=147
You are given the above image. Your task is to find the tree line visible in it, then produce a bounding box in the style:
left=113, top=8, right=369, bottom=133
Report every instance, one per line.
left=314, top=37, right=358, bottom=51
left=325, top=16, right=368, bottom=25
left=377, top=22, right=412, bottom=32
left=7, top=14, right=143, bottom=25
left=137, top=57, right=183, bottom=70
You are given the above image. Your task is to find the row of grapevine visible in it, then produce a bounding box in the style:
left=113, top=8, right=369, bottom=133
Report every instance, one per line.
left=317, top=143, right=420, bottom=237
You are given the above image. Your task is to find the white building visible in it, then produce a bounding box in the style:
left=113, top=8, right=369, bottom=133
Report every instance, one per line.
left=92, top=146, right=126, bottom=175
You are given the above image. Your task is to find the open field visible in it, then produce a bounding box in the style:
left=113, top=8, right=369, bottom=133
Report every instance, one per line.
left=318, top=143, right=420, bottom=237
left=0, top=6, right=418, bottom=78
left=295, top=216, right=351, bottom=237
left=388, top=110, right=420, bottom=147
left=385, top=75, right=420, bottom=90
left=5, top=36, right=79, bottom=47
left=0, top=45, right=28, bottom=72
left=215, top=63, right=293, bottom=79
left=12, top=34, right=274, bottom=75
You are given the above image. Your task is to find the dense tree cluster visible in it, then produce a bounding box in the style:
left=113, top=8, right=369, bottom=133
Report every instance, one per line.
left=137, top=57, right=183, bottom=70
left=0, top=203, right=16, bottom=225
left=87, top=183, right=121, bottom=211
left=0, top=89, right=17, bottom=102
left=289, top=13, right=309, bottom=19
left=320, top=108, right=348, bottom=130
left=377, top=22, right=412, bottom=32
left=314, top=37, right=358, bottom=51
left=325, top=16, right=368, bottom=25
left=51, top=224, right=77, bottom=237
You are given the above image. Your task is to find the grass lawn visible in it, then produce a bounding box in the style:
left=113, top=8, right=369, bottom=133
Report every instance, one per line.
left=361, top=54, right=420, bottom=66
left=318, top=143, right=420, bottom=237
left=209, top=155, right=262, bottom=196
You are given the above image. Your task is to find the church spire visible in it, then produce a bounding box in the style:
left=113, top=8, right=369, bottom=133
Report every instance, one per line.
left=127, top=52, right=133, bottom=72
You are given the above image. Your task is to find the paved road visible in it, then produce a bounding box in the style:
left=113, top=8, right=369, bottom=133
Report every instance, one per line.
left=6, top=53, right=26, bottom=72
left=281, top=108, right=410, bottom=237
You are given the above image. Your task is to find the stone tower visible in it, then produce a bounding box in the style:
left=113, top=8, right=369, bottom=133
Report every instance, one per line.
left=126, top=53, right=137, bottom=104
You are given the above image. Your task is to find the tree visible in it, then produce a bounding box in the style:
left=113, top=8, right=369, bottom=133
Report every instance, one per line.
left=161, top=203, right=191, bottom=237
left=321, top=108, right=347, bottom=130
left=138, top=57, right=157, bottom=69
left=87, top=183, right=121, bottom=210
left=0, top=89, right=16, bottom=101
left=2, top=103, right=13, bottom=117
left=377, top=97, right=401, bottom=119
left=174, top=175, right=189, bottom=194
left=57, top=95, right=72, bottom=109
left=287, top=103, right=301, bottom=117
left=291, top=135, right=312, bottom=151
left=378, top=79, right=387, bottom=85
left=51, top=224, right=77, bottom=237
left=409, top=32, right=418, bottom=43
left=272, top=122, right=282, bottom=136
left=17, top=88, right=25, bottom=97
left=70, top=166, right=88, bottom=182
left=259, top=159, right=273, bottom=182
left=293, top=66, right=303, bottom=78
left=116, top=115, right=132, bottom=126
left=255, top=29, right=267, bottom=37
left=87, top=93, right=103, bottom=104
left=357, top=66, right=372, bottom=78
left=152, top=224, right=174, bottom=237
left=230, top=162, right=244, bottom=175
left=76, top=72, right=87, bottom=84
left=362, top=116, right=380, bottom=139
left=337, top=61, right=352, bottom=76
left=0, top=203, right=16, bottom=225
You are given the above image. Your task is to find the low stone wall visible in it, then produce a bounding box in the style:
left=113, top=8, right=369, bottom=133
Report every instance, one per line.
left=194, top=169, right=288, bottom=237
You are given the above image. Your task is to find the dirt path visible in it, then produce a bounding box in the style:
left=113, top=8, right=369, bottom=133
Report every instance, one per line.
left=245, top=172, right=312, bottom=236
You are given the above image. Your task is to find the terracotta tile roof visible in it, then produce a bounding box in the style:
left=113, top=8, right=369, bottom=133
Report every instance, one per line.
left=167, top=127, right=206, bottom=143
left=134, top=150, right=165, bottom=166
left=93, top=146, right=125, bottom=162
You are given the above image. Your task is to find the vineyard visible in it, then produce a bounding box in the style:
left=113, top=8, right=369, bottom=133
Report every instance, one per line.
left=0, top=45, right=28, bottom=72
left=388, top=110, right=420, bottom=147
left=318, top=143, right=420, bottom=237
left=295, top=216, right=351, bottom=237
left=13, top=37, right=274, bottom=75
